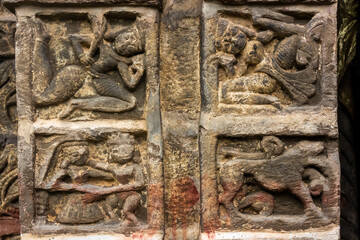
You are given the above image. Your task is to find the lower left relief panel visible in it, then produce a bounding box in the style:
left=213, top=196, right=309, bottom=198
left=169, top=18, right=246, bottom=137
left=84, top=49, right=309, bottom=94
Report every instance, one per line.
left=34, top=131, right=150, bottom=232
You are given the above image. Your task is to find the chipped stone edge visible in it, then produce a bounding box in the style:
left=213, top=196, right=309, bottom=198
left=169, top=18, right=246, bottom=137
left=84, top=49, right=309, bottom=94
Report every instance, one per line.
left=201, top=226, right=339, bottom=240
left=21, top=231, right=164, bottom=240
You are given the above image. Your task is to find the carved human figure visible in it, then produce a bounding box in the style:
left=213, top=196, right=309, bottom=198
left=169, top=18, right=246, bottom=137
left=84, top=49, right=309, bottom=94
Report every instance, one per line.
left=215, top=10, right=324, bottom=107
left=45, top=141, right=114, bottom=188
left=219, top=136, right=329, bottom=221
left=47, top=134, right=145, bottom=225
left=31, top=17, right=145, bottom=118
left=81, top=135, right=145, bottom=225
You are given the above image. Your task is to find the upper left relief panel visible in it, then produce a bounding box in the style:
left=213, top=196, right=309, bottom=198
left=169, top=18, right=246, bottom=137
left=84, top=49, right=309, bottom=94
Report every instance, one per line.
left=28, top=10, right=156, bottom=121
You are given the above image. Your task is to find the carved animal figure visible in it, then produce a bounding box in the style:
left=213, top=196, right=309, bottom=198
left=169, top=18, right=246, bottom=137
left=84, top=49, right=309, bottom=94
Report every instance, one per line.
left=31, top=16, right=145, bottom=118
left=219, top=136, right=328, bottom=218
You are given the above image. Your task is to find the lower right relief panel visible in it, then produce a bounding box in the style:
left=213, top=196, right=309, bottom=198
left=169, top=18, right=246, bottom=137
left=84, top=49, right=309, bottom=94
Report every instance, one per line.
left=216, top=136, right=339, bottom=231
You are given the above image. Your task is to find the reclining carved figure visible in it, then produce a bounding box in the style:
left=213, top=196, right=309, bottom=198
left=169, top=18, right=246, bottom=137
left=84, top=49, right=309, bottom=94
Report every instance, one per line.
left=212, top=9, right=325, bottom=107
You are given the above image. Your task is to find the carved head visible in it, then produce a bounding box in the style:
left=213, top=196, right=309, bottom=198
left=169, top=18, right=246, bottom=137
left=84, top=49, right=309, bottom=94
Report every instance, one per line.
left=243, top=40, right=265, bottom=65
left=306, top=15, right=324, bottom=42
left=216, top=18, right=247, bottom=55
left=58, top=142, right=89, bottom=168
left=260, top=136, right=285, bottom=159
left=113, top=25, right=144, bottom=57
left=107, top=133, right=136, bottom=164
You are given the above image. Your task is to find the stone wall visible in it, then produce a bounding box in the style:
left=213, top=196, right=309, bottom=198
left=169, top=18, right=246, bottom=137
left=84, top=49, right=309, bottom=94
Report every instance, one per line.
left=0, top=0, right=339, bottom=239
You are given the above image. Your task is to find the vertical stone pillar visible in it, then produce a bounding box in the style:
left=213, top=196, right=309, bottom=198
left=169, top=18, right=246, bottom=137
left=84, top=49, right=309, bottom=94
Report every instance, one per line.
left=160, top=0, right=203, bottom=239
left=200, top=0, right=340, bottom=239
left=4, top=0, right=163, bottom=239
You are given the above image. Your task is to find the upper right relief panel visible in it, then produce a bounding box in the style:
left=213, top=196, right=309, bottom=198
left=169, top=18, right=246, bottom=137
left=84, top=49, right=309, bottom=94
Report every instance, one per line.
left=202, top=3, right=337, bottom=125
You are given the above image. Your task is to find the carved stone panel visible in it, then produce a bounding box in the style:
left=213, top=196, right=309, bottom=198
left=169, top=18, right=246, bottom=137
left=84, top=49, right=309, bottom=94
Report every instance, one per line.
left=201, top=2, right=339, bottom=239
left=0, top=14, right=20, bottom=239
left=8, top=2, right=162, bottom=238
left=200, top=132, right=340, bottom=238
left=202, top=3, right=337, bottom=124
left=35, top=131, right=148, bottom=230
left=217, top=136, right=339, bottom=230
left=28, top=12, right=150, bottom=121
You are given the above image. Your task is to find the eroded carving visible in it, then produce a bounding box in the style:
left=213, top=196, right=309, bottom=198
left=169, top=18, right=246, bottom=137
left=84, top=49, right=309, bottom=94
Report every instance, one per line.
left=210, top=9, right=325, bottom=108
left=0, top=19, right=19, bottom=239
left=0, top=21, right=16, bottom=130
left=35, top=132, right=147, bottom=226
left=217, top=136, right=338, bottom=230
left=0, top=143, right=18, bottom=219
left=31, top=14, right=145, bottom=119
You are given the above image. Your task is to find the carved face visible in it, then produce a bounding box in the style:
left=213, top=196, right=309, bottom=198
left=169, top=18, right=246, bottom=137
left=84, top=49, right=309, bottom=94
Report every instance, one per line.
left=216, top=25, right=247, bottom=55
left=114, top=28, right=143, bottom=57
left=62, top=145, right=89, bottom=166
left=296, top=39, right=318, bottom=68
left=306, top=16, right=324, bottom=42
left=243, top=40, right=265, bottom=65
left=108, top=143, right=134, bottom=164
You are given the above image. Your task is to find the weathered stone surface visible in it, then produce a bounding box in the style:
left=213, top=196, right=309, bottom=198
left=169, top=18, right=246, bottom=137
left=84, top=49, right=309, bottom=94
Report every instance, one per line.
left=9, top=1, right=163, bottom=237
left=205, top=0, right=335, bottom=3
left=0, top=9, right=20, bottom=239
left=2, top=0, right=339, bottom=239
left=161, top=0, right=202, bottom=239
left=3, top=0, right=161, bottom=13
left=201, top=1, right=339, bottom=239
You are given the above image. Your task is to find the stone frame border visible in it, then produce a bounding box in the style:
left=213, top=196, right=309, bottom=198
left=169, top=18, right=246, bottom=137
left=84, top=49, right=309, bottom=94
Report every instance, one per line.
left=12, top=4, right=163, bottom=235
left=200, top=2, right=338, bottom=137
left=200, top=1, right=339, bottom=237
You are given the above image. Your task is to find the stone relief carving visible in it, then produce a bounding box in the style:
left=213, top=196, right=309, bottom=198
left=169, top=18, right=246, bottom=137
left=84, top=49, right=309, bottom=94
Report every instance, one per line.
left=7, top=4, right=162, bottom=236
left=0, top=19, right=19, bottom=239
left=207, top=8, right=327, bottom=110
left=0, top=142, right=19, bottom=222
left=35, top=132, right=147, bottom=227
left=0, top=21, right=16, bottom=130
left=217, top=136, right=339, bottom=230
left=31, top=14, right=146, bottom=120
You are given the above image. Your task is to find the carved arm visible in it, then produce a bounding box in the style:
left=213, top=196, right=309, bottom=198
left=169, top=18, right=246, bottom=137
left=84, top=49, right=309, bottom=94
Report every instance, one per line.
left=117, top=54, right=145, bottom=89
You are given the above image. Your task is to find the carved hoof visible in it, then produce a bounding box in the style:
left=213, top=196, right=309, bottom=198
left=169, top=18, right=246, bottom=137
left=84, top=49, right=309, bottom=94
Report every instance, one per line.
left=271, top=101, right=282, bottom=110
left=122, top=219, right=139, bottom=227
left=304, top=205, right=328, bottom=223
left=58, top=101, right=78, bottom=119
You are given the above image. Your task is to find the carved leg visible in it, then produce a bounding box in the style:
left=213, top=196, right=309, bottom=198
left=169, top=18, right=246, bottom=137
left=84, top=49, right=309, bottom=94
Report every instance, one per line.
left=227, top=92, right=281, bottom=109
left=32, top=19, right=86, bottom=106
left=59, top=95, right=137, bottom=118
left=123, top=194, right=141, bottom=225
left=237, top=191, right=274, bottom=216
left=104, top=194, right=120, bottom=222
left=59, top=75, right=137, bottom=118
left=288, top=181, right=323, bottom=217
left=219, top=164, right=244, bottom=209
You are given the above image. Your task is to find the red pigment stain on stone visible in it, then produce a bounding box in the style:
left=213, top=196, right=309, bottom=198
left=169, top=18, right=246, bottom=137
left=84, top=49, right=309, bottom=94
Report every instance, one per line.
left=132, top=230, right=157, bottom=240
left=147, top=183, right=164, bottom=229
left=0, top=217, right=20, bottom=236
left=169, top=176, right=200, bottom=240
left=203, top=231, right=216, bottom=240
